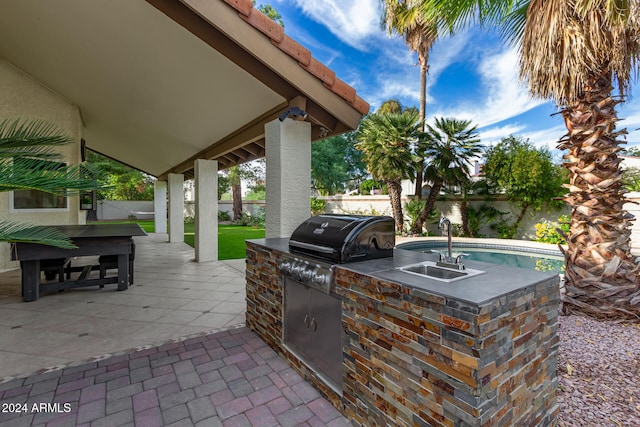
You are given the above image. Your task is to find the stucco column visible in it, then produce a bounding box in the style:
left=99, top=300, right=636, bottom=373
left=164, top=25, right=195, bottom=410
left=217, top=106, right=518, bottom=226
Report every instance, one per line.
left=154, top=180, right=167, bottom=234
left=168, top=173, right=184, bottom=243
left=194, top=159, right=218, bottom=262
left=265, top=118, right=311, bottom=238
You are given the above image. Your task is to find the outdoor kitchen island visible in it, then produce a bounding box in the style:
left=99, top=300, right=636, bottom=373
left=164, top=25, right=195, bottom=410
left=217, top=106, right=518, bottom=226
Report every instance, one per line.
left=245, top=238, right=560, bottom=427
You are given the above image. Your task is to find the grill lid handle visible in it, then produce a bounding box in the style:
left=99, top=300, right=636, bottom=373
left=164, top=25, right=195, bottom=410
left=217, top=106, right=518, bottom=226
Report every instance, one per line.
left=289, top=240, right=335, bottom=254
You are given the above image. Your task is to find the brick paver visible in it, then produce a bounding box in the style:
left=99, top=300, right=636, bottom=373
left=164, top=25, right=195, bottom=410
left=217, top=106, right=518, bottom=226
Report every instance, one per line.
left=0, top=327, right=351, bottom=426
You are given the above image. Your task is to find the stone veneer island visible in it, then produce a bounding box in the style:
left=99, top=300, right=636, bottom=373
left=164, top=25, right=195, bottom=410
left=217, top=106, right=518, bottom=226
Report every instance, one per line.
left=245, top=238, right=560, bottom=426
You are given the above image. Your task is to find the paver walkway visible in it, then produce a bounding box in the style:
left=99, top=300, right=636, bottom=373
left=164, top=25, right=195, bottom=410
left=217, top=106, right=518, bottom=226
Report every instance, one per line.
left=0, top=327, right=351, bottom=426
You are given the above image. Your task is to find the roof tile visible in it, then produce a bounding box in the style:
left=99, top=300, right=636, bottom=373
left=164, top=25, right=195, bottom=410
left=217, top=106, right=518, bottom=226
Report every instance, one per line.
left=302, top=58, right=335, bottom=86
left=273, top=35, right=311, bottom=66
left=241, top=7, right=284, bottom=43
left=326, top=77, right=356, bottom=105
left=222, top=0, right=253, bottom=17
left=352, top=96, right=371, bottom=115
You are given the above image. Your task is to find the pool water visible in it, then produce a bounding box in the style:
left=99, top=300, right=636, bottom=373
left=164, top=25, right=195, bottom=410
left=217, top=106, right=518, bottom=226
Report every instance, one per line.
left=397, top=242, right=565, bottom=273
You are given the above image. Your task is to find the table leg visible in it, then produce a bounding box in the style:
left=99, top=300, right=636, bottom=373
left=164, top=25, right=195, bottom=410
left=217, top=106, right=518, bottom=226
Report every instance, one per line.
left=117, top=253, right=128, bottom=291
left=21, top=260, right=40, bottom=302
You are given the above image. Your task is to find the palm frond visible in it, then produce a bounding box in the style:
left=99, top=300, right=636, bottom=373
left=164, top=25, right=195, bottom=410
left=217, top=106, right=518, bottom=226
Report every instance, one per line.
left=0, top=159, right=100, bottom=195
left=0, top=220, right=76, bottom=249
left=0, top=119, right=71, bottom=160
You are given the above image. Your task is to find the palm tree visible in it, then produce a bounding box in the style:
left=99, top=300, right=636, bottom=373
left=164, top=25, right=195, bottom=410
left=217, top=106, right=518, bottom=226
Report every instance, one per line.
left=418, top=0, right=640, bottom=319
left=0, top=119, right=99, bottom=248
left=414, top=117, right=482, bottom=233
left=382, top=0, right=439, bottom=199
left=356, top=111, right=421, bottom=232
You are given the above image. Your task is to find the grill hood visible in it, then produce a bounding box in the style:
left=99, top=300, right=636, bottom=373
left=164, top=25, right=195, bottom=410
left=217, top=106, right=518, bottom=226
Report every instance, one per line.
left=289, top=214, right=395, bottom=263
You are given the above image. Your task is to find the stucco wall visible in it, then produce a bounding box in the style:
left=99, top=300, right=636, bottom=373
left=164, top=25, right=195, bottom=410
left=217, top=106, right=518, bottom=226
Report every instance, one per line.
left=95, top=199, right=265, bottom=221
left=0, top=58, right=84, bottom=271
left=320, top=195, right=570, bottom=239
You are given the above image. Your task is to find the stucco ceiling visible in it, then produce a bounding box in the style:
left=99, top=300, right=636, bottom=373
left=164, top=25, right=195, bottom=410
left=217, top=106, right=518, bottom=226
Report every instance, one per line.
left=0, top=0, right=368, bottom=179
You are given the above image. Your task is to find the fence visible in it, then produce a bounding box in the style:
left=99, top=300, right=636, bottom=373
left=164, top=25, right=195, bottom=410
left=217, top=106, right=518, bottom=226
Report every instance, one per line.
left=96, top=200, right=264, bottom=221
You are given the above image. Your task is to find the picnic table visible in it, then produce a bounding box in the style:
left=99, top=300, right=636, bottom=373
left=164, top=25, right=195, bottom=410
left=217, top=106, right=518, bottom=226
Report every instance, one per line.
left=11, top=223, right=146, bottom=302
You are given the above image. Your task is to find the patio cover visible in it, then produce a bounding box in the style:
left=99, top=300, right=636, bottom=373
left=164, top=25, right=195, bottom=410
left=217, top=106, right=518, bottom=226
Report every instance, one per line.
left=0, top=0, right=369, bottom=179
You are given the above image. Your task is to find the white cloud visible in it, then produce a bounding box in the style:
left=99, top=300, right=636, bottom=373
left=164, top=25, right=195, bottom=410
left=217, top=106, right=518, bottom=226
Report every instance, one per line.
left=478, top=124, right=527, bottom=144
left=361, top=32, right=473, bottom=111
left=521, top=126, right=566, bottom=149
left=432, top=47, right=546, bottom=128
left=285, top=0, right=383, bottom=50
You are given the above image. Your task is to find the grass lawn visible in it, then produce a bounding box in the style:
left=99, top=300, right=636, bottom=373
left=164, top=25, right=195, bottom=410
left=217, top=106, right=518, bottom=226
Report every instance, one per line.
left=97, top=220, right=264, bottom=260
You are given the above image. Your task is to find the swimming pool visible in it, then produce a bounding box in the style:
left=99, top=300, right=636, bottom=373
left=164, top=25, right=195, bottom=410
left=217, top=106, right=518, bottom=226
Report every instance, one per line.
left=396, top=240, right=565, bottom=273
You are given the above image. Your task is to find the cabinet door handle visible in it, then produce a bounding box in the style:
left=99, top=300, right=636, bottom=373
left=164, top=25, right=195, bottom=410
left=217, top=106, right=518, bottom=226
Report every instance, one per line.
left=310, top=317, right=317, bottom=332
left=304, top=314, right=310, bottom=328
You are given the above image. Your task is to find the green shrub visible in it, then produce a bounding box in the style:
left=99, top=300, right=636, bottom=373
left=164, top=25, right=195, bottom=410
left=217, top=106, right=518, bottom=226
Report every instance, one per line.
left=359, top=179, right=387, bottom=195
left=403, top=199, right=425, bottom=234
left=623, top=167, right=640, bottom=192
left=218, top=210, right=231, bottom=221
left=236, top=207, right=265, bottom=228
left=311, top=197, right=326, bottom=215
left=494, top=219, right=517, bottom=239
left=184, top=215, right=195, bottom=224
left=535, top=215, right=570, bottom=244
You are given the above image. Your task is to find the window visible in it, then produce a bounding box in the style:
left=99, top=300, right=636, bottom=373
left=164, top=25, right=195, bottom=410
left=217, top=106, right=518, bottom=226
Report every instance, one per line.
left=13, top=189, right=67, bottom=210
left=11, top=159, right=68, bottom=211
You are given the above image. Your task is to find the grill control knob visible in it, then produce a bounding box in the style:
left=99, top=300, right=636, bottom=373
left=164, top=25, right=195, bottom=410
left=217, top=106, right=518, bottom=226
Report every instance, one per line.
left=300, top=269, right=313, bottom=282
left=291, top=265, right=302, bottom=278
left=279, top=261, right=292, bottom=274
left=312, top=273, right=326, bottom=286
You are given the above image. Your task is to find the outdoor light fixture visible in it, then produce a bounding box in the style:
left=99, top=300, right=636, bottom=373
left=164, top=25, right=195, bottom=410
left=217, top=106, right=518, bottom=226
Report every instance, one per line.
left=278, top=107, right=308, bottom=122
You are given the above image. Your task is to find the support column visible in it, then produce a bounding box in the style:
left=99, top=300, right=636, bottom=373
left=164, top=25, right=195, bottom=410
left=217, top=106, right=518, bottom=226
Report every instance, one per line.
left=194, top=159, right=218, bottom=262
left=168, top=173, right=184, bottom=243
left=154, top=180, right=167, bottom=234
left=265, top=118, right=311, bottom=238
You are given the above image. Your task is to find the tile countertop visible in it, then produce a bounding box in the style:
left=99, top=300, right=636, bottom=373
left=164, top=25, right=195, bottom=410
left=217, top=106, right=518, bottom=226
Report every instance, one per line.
left=247, top=238, right=559, bottom=307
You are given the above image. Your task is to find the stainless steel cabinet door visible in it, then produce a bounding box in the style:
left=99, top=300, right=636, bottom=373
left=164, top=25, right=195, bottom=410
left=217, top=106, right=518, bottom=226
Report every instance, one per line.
left=309, top=288, right=343, bottom=389
left=284, top=278, right=311, bottom=359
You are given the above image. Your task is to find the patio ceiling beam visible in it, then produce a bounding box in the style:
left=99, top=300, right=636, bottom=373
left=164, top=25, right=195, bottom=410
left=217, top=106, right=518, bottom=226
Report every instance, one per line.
left=241, top=144, right=261, bottom=156
left=222, top=153, right=240, bottom=163
left=233, top=148, right=250, bottom=160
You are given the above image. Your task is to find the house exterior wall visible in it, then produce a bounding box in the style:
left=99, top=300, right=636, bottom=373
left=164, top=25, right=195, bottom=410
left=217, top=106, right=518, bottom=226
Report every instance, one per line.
left=0, top=58, right=84, bottom=271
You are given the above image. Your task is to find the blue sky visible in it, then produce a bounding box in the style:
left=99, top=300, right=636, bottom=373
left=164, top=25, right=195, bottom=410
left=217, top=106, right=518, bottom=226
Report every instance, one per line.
left=269, top=0, right=640, bottom=156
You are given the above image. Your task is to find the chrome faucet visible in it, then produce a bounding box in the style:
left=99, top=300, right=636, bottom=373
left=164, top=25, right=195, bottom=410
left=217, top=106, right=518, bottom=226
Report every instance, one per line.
left=439, top=217, right=453, bottom=261
left=437, top=217, right=467, bottom=270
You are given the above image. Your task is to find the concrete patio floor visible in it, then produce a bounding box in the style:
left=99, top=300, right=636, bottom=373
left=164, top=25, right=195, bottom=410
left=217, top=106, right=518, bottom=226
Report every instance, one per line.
left=0, top=233, right=352, bottom=426
left=0, top=233, right=247, bottom=380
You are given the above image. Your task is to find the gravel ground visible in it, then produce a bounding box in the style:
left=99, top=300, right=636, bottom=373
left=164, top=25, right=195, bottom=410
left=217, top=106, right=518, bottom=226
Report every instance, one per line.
left=557, top=315, right=640, bottom=426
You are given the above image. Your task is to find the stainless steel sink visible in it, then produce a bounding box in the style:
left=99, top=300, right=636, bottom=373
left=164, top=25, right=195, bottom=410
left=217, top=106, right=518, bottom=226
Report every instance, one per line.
left=398, top=261, right=485, bottom=283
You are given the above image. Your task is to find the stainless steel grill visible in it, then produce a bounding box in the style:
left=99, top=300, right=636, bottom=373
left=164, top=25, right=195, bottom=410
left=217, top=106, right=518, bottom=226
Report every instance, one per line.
left=280, top=215, right=395, bottom=393
left=288, top=214, right=395, bottom=264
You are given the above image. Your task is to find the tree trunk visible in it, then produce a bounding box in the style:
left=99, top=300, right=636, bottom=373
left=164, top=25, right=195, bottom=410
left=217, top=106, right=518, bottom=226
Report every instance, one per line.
left=414, top=57, right=428, bottom=199
left=386, top=179, right=404, bottom=233
left=414, top=179, right=443, bottom=233
left=414, top=165, right=424, bottom=199
left=461, top=199, right=470, bottom=237
left=559, top=71, right=640, bottom=320
left=232, top=182, right=242, bottom=221
left=513, top=202, right=530, bottom=237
